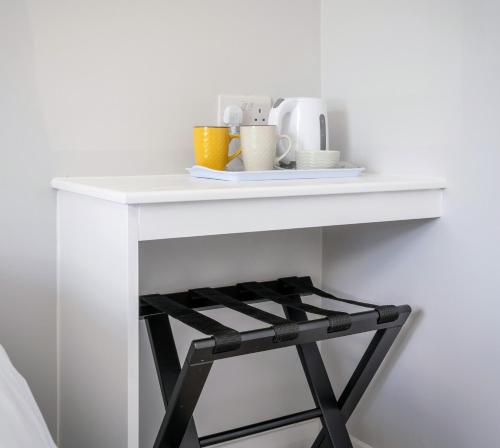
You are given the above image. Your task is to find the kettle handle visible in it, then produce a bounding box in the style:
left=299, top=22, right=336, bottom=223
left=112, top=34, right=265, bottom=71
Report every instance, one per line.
left=268, top=98, right=297, bottom=134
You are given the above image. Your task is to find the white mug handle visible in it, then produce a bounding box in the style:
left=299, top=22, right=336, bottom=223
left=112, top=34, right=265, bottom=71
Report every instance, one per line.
left=275, top=134, right=292, bottom=165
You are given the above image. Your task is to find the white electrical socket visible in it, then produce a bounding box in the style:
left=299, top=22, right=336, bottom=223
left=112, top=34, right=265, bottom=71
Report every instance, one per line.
left=217, top=94, right=272, bottom=126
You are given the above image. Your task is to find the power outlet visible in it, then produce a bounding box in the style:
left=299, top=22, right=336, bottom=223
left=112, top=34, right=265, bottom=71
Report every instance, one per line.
left=217, top=95, right=272, bottom=126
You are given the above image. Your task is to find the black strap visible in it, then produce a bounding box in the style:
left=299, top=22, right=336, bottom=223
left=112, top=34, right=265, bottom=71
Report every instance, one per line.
left=279, top=277, right=399, bottom=324
left=375, top=305, right=400, bottom=324
left=143, top=295, right=241, bottom=354
left=239, top=282, right=351, bottom=333
left=191, top=288, right=299, bottom=342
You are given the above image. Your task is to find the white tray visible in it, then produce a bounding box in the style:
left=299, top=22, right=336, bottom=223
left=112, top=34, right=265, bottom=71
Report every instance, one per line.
left=188, top=165, right=365, bottom=181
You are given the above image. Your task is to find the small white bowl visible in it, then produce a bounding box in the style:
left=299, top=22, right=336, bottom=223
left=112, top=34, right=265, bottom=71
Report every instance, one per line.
left=296, top=150, right=340, bottom=170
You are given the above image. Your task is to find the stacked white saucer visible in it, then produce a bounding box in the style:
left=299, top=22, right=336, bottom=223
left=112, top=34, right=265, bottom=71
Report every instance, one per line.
left=295, top=150, right=340, bottom=170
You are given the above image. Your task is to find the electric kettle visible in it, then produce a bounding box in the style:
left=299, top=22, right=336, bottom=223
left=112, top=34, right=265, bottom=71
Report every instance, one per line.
left=268, top=97, right=329, bottom=164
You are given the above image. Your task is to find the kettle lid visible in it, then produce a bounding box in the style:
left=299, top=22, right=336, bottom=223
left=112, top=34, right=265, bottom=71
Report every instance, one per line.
left=272, top=97, right=324, bottom=107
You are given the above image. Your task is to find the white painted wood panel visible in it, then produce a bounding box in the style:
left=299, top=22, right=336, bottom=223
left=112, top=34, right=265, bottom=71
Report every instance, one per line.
left=51, top=174, right=446, bottom=204
left=57, top=192, right=139, bottom=448
left=138, top=189, right=443, bottom=241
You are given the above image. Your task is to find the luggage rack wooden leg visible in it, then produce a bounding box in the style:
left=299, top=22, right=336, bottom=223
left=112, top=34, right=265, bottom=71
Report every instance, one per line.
left=141, top=277, right=411, bottom=448
left=311, top=326, right=405, bottom=448
left=284, top=295, right=353, bottom=448
left=146, top=314, right=210, bottom=448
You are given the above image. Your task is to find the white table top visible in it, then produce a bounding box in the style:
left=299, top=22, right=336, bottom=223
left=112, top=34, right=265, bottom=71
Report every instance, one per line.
left=51, top=173, right=446, bottom=205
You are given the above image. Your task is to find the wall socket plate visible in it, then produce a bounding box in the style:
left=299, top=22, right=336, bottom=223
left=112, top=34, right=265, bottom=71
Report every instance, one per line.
left=217, top=94, right=272, bottom=126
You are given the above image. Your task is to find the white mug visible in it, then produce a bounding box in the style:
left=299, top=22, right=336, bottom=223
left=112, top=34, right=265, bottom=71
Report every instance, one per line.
left=240, top=125, right=291, bottom=171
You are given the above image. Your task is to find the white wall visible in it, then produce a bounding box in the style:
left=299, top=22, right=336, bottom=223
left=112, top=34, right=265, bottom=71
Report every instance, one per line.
left=322, top=1, right=500, bottom=447
left=139, top=230, right=323, bottom=447
left=0, top=0, right=320, bottom=436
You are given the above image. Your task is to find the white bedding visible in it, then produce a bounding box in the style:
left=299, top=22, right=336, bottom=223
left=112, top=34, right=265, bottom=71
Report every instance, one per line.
left=0, top=345, right=56, bottom=448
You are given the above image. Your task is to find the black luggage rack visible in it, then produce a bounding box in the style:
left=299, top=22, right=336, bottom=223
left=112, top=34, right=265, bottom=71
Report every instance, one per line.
left=140, top=276, right=411, bottom=448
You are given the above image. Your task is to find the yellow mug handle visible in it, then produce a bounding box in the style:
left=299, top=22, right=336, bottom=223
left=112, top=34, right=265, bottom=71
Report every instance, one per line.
left=228, top=134, right=241, bottom=162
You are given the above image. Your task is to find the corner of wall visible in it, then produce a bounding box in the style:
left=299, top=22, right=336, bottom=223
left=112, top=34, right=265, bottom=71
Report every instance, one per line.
left=319, top=227, right=325, bottom=287
left=319, top=0, right=326, bottom=98
left=351, top=436, right=374, bottom=448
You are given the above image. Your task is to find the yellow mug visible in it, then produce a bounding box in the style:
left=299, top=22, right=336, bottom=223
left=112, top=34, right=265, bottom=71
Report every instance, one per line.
left=193, top=126, right=241, bottom=170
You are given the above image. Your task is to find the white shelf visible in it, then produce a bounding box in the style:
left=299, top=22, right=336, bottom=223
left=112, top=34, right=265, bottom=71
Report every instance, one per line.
left=51, top=173, right=445, bottom=204
left=52, top=173, right=445, bottom=240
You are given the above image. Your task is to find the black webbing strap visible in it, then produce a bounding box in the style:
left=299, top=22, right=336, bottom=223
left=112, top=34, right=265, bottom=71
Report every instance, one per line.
left=238, top=282, right=351, bottom=333
left=142, top=295, right=241, bottom=354
left=279, top=277, right=400, bottom=324
left=191, top=288, right=299, bottom=343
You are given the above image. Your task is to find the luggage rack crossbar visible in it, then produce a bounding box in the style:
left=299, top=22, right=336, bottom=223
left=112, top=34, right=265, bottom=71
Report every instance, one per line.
left=199, top=408, right=322, bottom=447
